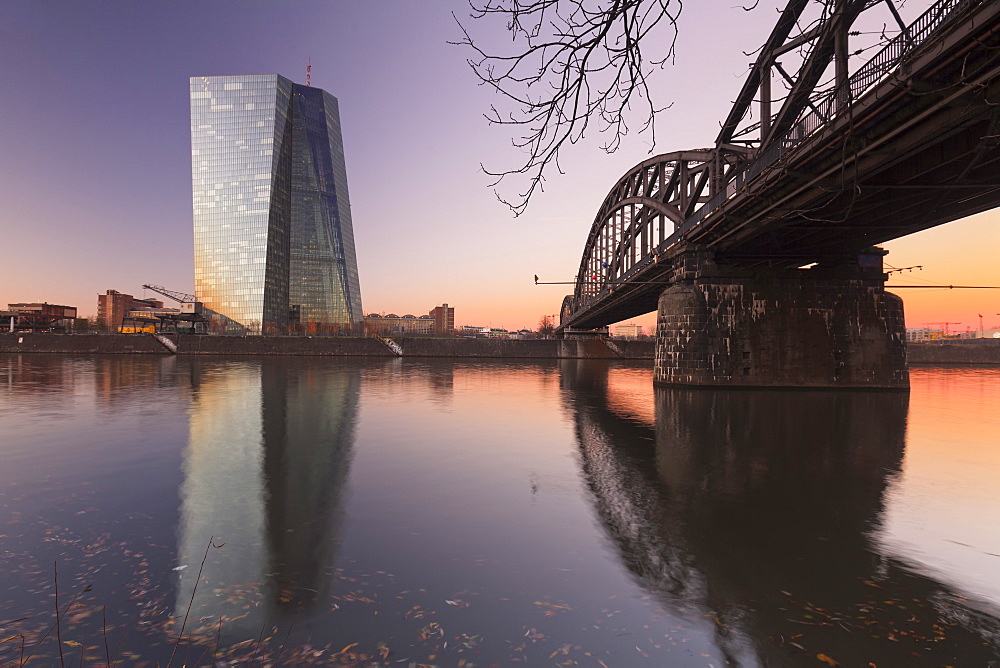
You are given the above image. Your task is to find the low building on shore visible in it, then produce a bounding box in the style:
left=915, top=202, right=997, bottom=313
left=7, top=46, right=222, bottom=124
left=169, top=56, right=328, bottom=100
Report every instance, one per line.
left=458, top=326, right=511, bottom=338
left=965, top=328, right=1000, bottom=339
left=98, top=290, right=163, bottom=331
left=1, top=303, right=78, bottom=332
left=365, top=304, right=456, bottom=336
left=906, top=328, right=942, bottom=342
left=614, top=323, right=645, bottom=339
left=429, top=304, right=455, bottom=334
left=365, top=313, right=435, bottom=335
left=907, top=327, right=1000, bottom=343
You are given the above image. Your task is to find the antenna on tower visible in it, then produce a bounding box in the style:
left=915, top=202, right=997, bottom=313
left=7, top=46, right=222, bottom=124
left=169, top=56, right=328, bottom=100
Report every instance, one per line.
left=306, top=55, right=311, bottom=87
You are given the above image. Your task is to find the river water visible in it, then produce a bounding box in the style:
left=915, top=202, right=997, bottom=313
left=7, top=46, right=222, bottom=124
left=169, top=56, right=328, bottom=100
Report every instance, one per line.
left=0, top=354, right=998, bottom=666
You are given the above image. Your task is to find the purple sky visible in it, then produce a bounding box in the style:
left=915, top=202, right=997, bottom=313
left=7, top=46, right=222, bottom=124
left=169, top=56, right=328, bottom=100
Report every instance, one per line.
left=1, top=0, right=997, bottom=332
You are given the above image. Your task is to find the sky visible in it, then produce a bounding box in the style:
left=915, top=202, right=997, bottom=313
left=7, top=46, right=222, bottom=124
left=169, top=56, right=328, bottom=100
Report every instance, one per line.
left=1, top=0, right=997, bottom=334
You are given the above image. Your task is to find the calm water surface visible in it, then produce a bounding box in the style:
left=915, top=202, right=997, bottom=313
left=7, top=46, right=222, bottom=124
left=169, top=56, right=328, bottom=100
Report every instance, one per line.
left=0, top=355, right=998, bottom=666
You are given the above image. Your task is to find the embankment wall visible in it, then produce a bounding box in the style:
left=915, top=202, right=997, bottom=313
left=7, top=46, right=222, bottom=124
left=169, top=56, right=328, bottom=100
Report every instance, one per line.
left=399, top=337, right=558, bottom=357
left=0, top=334, right=656, bottom=359
left=170, top=334, right=392, bottom=356
left=5, top=335, right=998, bottom=364
left=907, top=343, right=1000, bottom=365
left=0, top=333, right=168, bottom=354
left=397, top=337, right=653, bottom=358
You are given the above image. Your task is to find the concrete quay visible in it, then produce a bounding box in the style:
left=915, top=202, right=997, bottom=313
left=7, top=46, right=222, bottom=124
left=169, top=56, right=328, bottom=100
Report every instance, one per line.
left=907, top=342, right=1000, bottom=365
left=3, top=334, right=997, bottom=365
left=0, top=333, right=656, bottom=360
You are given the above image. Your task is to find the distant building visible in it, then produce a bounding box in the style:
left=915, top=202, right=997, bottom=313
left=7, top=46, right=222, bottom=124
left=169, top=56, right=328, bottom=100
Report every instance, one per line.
left=429, top=304, right=455, bottom=334
left=98, top=290, right=164, bottom=331
left=364, top=313, right=435, bottom=335
left=906, top=328, right=941, bottom=342
left=955, top=328, right=1000, bottom=339
left=614, top=324, right=644, bottom=338
left=366, top=304, right=456, bottom=335
left=122, top=305, right=207, bottom=334
left=2, top=303, right=78, bottom=332
left=457, top=326, right=509, bottom=338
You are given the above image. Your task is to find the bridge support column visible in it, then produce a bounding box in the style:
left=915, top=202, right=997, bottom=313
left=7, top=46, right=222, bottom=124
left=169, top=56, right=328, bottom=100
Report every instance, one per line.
left=654, top=251, right=908, bottom=388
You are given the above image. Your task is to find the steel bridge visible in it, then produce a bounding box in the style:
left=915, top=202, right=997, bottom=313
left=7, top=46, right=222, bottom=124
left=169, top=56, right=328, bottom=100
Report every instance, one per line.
left=560, top=0, right=1000, bottom=332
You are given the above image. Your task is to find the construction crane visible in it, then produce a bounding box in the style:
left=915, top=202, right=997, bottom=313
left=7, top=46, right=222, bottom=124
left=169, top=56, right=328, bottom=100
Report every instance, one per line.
left=142, top=284, right=196, bottom=304
left=924, top=322, right=961, bottom=337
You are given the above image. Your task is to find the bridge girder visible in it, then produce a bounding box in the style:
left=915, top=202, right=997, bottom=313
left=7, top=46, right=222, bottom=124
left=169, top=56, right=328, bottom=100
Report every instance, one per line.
left=560, top=0, right=1000, bottom=332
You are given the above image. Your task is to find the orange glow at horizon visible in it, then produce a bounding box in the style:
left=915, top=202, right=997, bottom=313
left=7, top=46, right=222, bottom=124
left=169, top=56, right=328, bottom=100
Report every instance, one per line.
left=885, top=208, right=1000, bottom=333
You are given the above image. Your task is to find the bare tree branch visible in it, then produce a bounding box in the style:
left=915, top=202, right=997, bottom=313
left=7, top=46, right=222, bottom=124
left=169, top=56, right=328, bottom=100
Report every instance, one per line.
left=452, top=0, right=683, bottom=216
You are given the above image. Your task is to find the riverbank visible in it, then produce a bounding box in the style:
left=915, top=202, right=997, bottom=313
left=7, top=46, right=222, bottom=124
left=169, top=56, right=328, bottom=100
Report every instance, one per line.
left=3, top=334, right=998, bottom=364
left=0, top=333, right=656, bottom=359
left=907, top=342, right=1000, bottom=365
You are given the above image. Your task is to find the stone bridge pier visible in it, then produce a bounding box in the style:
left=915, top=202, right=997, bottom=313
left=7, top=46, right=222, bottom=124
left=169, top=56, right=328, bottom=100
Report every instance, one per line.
left=654, top=249, right=908, bottom=388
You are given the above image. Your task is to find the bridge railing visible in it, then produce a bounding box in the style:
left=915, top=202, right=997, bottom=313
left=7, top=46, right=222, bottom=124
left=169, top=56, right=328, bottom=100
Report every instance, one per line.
left=724, top=0, right=976, bottom=216
left=565, top=0, right=982, bottom=325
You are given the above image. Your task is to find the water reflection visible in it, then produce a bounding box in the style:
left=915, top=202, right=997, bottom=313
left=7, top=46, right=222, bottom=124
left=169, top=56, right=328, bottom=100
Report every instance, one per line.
left=562, top=360, right=1000, bottom=665
left=92, top=355, right=179, bottom=410
left=0, top=354, right=81, bottom=397
left=177, top=359, right=359, bottom=634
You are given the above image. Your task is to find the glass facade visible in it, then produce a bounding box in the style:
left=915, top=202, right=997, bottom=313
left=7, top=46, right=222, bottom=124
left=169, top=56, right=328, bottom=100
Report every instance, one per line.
left=190, top=74, right=363, bottom=334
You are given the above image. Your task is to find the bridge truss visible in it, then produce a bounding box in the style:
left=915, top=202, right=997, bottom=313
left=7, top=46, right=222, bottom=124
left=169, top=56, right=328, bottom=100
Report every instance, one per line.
left=562, top=0, right=1000, bottom=330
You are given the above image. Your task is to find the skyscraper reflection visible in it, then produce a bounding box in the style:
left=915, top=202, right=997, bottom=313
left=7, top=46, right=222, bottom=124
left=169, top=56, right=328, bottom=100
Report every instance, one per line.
left=562, top=360, right=1000, bottom=665
left=176, top=359, right=360, bottom=636
left=261, top=360, right=358, bottom=607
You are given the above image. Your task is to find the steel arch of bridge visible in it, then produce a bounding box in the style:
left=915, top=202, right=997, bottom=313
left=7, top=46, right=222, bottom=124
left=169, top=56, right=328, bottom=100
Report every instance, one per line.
left=566, top=147, right=750, bottom=321
left=561, top=0, right=995, bottom=328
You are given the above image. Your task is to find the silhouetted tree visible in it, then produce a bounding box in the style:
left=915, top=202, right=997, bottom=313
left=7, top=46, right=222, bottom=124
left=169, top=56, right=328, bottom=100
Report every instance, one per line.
left=454, top=0, right=682, bottom=215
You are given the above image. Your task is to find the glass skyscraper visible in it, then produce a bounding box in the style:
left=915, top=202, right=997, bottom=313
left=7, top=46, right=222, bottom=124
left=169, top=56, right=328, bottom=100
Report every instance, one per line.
left=190, top=74, right=363, bottom=334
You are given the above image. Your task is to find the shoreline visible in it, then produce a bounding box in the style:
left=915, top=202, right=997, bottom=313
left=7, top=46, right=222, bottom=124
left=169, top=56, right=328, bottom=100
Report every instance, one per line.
left=2, top=334, right=998, bottom=365
left=0, top=333, right=655, bottom=359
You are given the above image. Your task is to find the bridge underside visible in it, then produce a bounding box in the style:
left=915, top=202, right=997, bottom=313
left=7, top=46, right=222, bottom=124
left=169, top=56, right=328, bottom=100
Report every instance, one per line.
left=697, top=38, right=1000, bottom=267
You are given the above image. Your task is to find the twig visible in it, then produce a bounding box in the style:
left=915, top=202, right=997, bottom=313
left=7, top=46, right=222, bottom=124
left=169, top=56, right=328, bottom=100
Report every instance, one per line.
left=109, top=628, right=126, bottom=665
left=21, top=573, right=90, bottom=666
left=54, top=563, right=64, bottom=668
left=183, top=631, right=193, bottom=668
left=102, top=606, right=110, bottom=668
left=167, top=536, right=216, bottom=668
left=1, top=634, right=26, bottom=668
left=192, top=616, right=224, bottom=667
left=453, top=0, right=682, bottom=215
left=212, top=617, right=222, bottom=665
left=273, top=623, right=294, bottom=666
left=248, top=621, right=266, bottom=667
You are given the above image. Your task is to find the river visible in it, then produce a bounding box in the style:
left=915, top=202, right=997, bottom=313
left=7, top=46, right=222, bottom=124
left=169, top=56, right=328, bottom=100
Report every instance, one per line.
left=0, top=355, right=998, bottom=666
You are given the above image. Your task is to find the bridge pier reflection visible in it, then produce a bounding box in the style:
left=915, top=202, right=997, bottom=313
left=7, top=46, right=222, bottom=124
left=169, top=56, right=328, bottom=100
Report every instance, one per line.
left=564, top=360, right=1000, bottom=665
left=654, top=248, right=908, bottom=388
